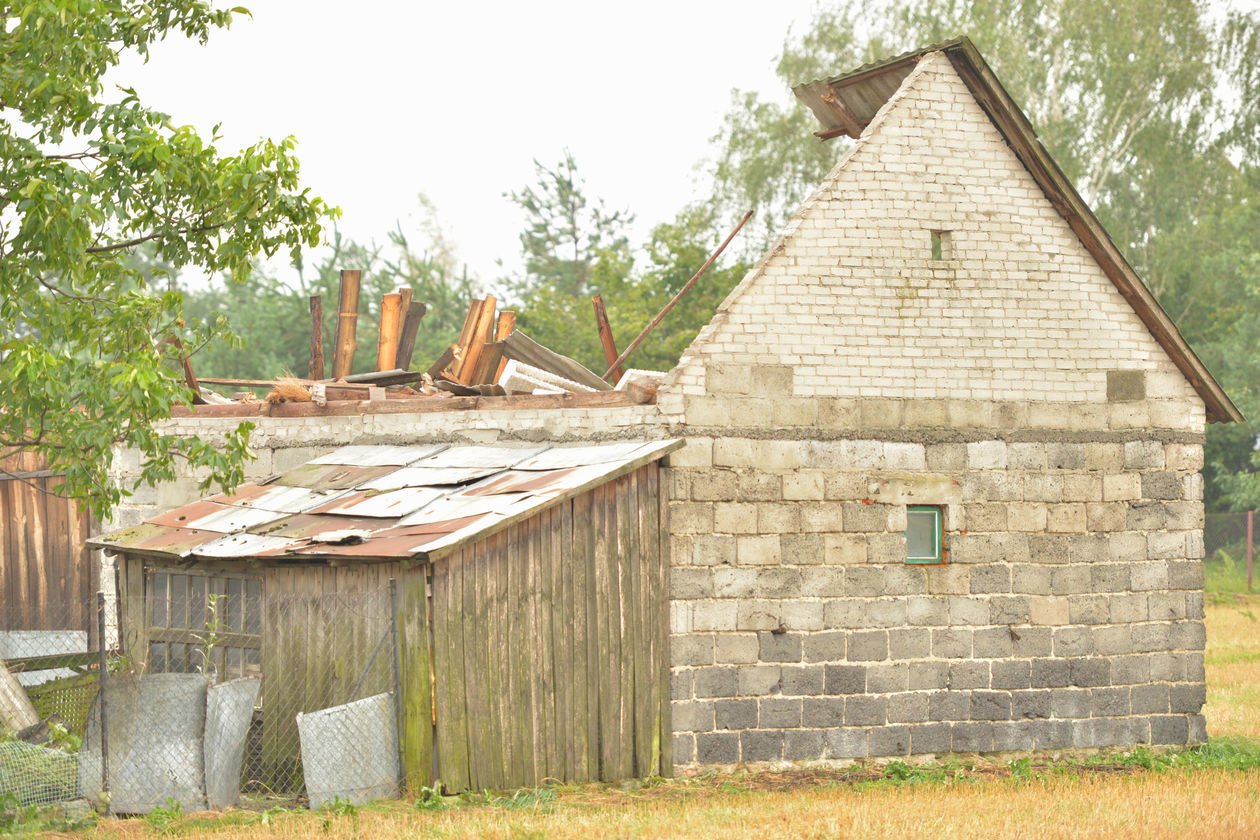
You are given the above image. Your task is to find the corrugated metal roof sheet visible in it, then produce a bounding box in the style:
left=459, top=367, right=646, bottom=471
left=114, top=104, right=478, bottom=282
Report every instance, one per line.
left=90, top=439, right=683, bottom=563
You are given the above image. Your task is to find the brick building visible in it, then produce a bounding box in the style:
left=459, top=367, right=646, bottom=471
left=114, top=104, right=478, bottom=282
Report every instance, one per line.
left=100, top=38, right=1237, bottom=773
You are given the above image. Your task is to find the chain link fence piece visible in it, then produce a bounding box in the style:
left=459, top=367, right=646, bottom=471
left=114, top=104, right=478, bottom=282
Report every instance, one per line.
left=296, top=692, right=400, bottom=809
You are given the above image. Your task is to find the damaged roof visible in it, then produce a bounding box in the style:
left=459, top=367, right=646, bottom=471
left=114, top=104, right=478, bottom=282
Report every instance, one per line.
left=792, top=36, right=1242, bottom=424
left=90, top=439, right=682, bottom=564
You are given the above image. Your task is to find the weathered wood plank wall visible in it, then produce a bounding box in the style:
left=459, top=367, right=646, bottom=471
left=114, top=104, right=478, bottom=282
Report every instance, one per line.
left=0, top=453, right=95, bottom=633
left=430, top=462, right=669, bottom=791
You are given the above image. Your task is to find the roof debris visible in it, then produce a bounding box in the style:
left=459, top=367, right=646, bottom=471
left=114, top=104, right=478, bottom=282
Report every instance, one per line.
left=89, top=439, right=683, bottom=564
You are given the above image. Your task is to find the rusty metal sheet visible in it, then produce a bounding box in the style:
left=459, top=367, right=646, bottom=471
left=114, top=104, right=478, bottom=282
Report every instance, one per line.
left=150, top=501, right=234, bottom=531
left=357, top=466, right=504, bottom=491
left=511, top=441, right=655, bottom=470
left=273, top=463, right=397, bottom=491
left=194, top=533, right=301, bottom=559
left=416, top=445, right=547, bottom=470
left=246, top=513, right=395, bottom=540
left=94, top=522, right=224, bottom=558
left=459, top=467, right=585, bottom=496
left=207, top=483, right=349, bottom=514
left=290, top=515, right=485, bottom=559
left=181, top=505, right=285, bottom=534
left=308, top=445, right=446, bottom=467
left=306, top=486, right=447, bottom=519
left=395, top=491, right=531, bottom=526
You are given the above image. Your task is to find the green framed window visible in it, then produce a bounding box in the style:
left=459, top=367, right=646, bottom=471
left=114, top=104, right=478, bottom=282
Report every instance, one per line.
left=905, top=505, right=945, bottom=564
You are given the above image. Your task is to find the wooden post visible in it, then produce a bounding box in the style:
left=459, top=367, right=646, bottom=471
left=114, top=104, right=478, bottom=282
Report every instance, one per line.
left=377, top=293, right=403, bottom=372
left=1248, top=511, right=1254, bottom=593
left=396, top=302, right=428, bottom=371
left=308, top=295, right=325, bottom=380
left=591, top=295, right=623, bottom=384
left=169, top=334, right=205, bottom=404
left=493, top=311, right=516, bottom=383
left=331, top=269, right=362, bottom=379
left=97, top=590, right=109, bottom=797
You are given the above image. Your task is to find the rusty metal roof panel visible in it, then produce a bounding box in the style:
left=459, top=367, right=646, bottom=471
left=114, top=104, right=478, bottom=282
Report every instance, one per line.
left=89, top=522, right=224, bottom=558
left=309, top=444, right=446, bottom=467
left=357, top=466, right=504, bottom=491
left=207, top=483, right=349, bottom=514
left=415, top=445, right=548, bottom=470
left=308, top=486, right=448, bottom=518
left=194, top=532, right=300, bottom=559
left=95, top=439, right=683, bottom=564
left=272, top=463, right=398, bottom=491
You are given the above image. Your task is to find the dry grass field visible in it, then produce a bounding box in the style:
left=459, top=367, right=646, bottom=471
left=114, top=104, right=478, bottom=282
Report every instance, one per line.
left=17, top=596, right=1260, bottom=839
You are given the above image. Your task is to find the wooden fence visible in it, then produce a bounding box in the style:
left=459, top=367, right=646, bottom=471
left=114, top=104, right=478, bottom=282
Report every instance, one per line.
left=0, top=453, right=96, bottom=633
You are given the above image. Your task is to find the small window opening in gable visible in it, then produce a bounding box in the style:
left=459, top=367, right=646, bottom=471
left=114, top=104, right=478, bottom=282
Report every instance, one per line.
left=930, top=229, right=952, bottom=261
left=905, top=505, right=946, bottom=565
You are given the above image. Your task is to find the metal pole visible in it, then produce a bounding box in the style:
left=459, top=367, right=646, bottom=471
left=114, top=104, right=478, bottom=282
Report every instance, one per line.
left=96, top=591, right=109, bottom=800
left=389, top=579, right=404, bottom=786
left=1247, top=511, right=1254, bottom=593
left=602, top=210, right=753, bottom=379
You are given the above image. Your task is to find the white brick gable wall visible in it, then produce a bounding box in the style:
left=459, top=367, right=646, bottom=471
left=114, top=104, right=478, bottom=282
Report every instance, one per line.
left=662, top=52, right=1203, bottom=431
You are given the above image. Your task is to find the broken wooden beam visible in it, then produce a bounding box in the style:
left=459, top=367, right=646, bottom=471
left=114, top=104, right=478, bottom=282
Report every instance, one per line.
left=331, top=269, right=362, bottom=379
left=396, top=301, right=428, bottom=371
left=377, top=292, right=402, bottom=371
left=591, top=295, right=623, bottom=384
left=492, top=310, right=516, bottom=383
left=603, top=210, right=752, bottom=379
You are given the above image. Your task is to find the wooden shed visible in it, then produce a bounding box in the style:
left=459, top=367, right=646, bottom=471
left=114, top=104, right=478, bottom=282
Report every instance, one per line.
left=89, top=440, right=678, bottom=793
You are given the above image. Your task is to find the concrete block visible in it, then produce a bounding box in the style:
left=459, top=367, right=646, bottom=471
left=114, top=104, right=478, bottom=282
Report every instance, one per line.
left=800, top=567, right=844, bottom=598
left=863, top=599, right=908, bottom=628
left=693, top=535, right=737, bottom=566
left=1069, top=595, right=1109, bottom=625
left=673, top=700, right=715, bottom=732
left=1024, top=474, right=1064, bottom=503
left=926, top=443, right=967, bottom=471
left=1050, top=566, right=1090, bottom=596
left=909, top=722, right=953, bottom=755
left=993, top=721, right=1038, bottom=752
left=908, top=596, right=949, bottom=626
left=1029, top=596, right=1069, bottom=626
left=1031, top=658, right=1071, bottom=688
left=759, top=631, right=802, bottom=663
left=1007, top=503, right=1047, bottom=532
left=888, top=627, right=932, bottom=660
left=758, top=697, right=803, bottom=729
left=1148, top=592, right=1187, bottom=621
left=694, top=666, right=739, bottom=698
left=1013, top=564, right=1053, bottom=596
left=949, top=660, right=990, bottom=689
left=1149, top=715, right=1189, bottom=745
left=948, top=596, right=990, bottom=626
left=1028, top=535, right=1069, bottom=564
left=927, top=565, right=971, bottom=594
left=1008, top=443, right=1048, bottom=470
left=1108, top=531, right=1148, bottom=563
left=802, top=697, right=844, bottom=727
left=952, top=722, right=995, bottom=753
left=840, top=439, right=884, bottom=468
left=867, top=533, right=906, bottom=564
left=965, top=503, right=1007, bottom=532
left=869, top=725, right=912, bottom=757
left=1124, top=440, right=1165, bottom=470
left=868, top=663, right=909, bottom=693
left=909, top=660, right=948, bottom=690
left=1131, top=683, right=1170, bottom=714
left=1061, top=474, right=1102, bottom=502
left=758, top=503, right=802, bottom=534
left=672, top=568, right=714, bottom=599
left=1047, top=443, right=1086, bottom=470
left=799, top=502, right=845, bottom=532
left=884, top=442, right=926, bottom=470
left=972, top=627, right=1014, bottom=658
left=1047, top=504, right=1086, bottom=533
left=713, top=568, right=757, bottom=599
left=933, top=628, right=972, bottom=659
left=692, top=601, right=738, bottom=632
left=715, top=633, right=760, bottom=665
left=736, top=601, right=780, bottom=631
left=845, top=695, right=887, bottom=727
left=736, top=471, right=783, bottom=502
left=842, top=502, right=893, bottom=532
left=672, top=669, right=694, bottom=701
left=928, top=690, right=971, bottom=722
left=848, top=629, right=889, bottom=661
left=885, top=565, right=929, bottom=596
left=754, top=568, right=802, bottom=599
left=990, top=595, right=1031, bottom=625
left=824, top=664, right=866, bottom=695
left=1103, top=473, right=1142, bottom=501
left=1131, top=560, right=1171, bottom=591
left=824, top=534, right=867, bottom=564
left=1011, top=689, right=1051, bottom=719
left=673, top=733, right=696, bottom=763
left=782, top=472, right=825, bottom=501
left=1051, top=688, right=1092, bottom=719
left=1091, top=686, right=1131, bottom=717
left=705, top=363, right=752, bottom=395
left=825, top=728, right=869, bottom=760
left=740, top=730, right=784, bottom=762
left=991, top=661, right=1032, bottom=691
left=888, top=692, right=930, bottom=723
left=817, top=398, right=858, bottom=429
left=823, top=599, right=862, bottom=629
left=780, top=665, right=824, bottom=696
left=1090, top=563, right=1129, bottom=594
left=714, top=698, right=758, bottom=730
left=737, top=535, right=782, bottom=566
left=802, top=630, right=847, bottom=663
left=1087, top=502, right=1127, bottom=532
left=783, top=729, right=826, bottom=761
left=737, top=665, right=782, bottom=697
left=1141, top=471, right=1183, bottom=501
left=1034, top=719, right=1075, bottom=750
left=1070, top=658, right=1111, bottom=687
left=845, top=566, right=886, bottom=598
left=673, top=634, right=715, bottom=666
left=968, top=441, right=1007, bottom=469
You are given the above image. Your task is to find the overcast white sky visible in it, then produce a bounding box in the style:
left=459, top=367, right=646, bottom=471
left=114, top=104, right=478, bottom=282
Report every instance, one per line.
left=115, top=1, right=824, bottom=288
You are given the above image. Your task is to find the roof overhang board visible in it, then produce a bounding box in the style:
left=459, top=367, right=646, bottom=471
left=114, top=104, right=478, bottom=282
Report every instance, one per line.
left=792, top=37, right=1241, bottom=424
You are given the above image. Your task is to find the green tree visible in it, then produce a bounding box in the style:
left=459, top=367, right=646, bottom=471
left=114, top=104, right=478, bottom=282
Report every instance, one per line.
left=506, top=157, right=748, bottom=375
left=0, top=1, right=334, bottom=517
left=180, top=203, right=479, bottom=383
left=708, top=0, right=1260, bottom=509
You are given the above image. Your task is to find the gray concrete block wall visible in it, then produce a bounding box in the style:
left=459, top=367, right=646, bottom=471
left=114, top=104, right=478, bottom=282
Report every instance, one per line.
left=667, top=401, right=1207, bottom=766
